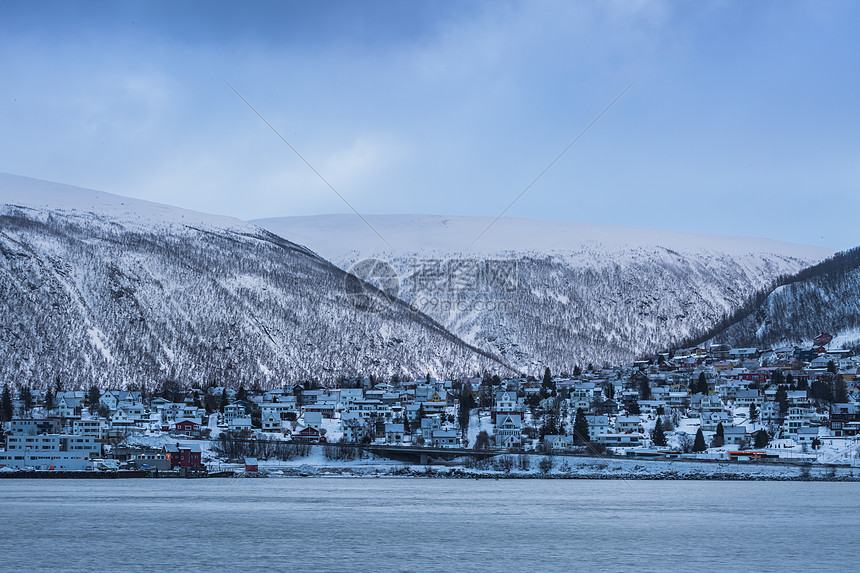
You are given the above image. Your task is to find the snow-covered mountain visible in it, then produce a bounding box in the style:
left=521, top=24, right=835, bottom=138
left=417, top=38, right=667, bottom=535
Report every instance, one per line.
left=709, top=247, right=860, bottom=350
left=0, top=174, right=512, bottom=389
left=255, top=214, right=834, bottom=371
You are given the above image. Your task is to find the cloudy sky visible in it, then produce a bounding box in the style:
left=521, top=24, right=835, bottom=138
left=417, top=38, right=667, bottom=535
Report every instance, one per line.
left=1, top=0, right=858, bottom=249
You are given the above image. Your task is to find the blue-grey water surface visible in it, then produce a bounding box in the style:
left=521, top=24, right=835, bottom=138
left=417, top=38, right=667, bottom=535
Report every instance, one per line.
left=1, top=478, right=857, bottom=572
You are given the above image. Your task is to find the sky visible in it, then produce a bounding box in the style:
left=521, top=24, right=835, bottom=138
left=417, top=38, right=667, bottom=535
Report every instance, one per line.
left=1, top=0, right=858, bottom=250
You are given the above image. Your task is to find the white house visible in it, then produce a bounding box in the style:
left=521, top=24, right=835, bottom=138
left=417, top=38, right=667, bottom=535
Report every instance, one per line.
left=431, top=429, right=459, bottom=448
left=385, top=423, right=406, bottom=445
left=494, top=414, right=522, bottom=449
left=585, top=415, right=610, bottom=436
left=615, top=416, right=643, bottom=433
left=228, top=417, right=253, bottom=432
left=544, top=434, right=572, bottom=452
left=0, top=434, right=100, bottom=470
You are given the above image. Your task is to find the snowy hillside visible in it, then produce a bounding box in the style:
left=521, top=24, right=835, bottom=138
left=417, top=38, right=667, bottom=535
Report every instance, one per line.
left=255, top=214, right=834, bottom=371
left=711, top=247, right=860, bottom=349
left=0, top=174, right=512, bottom=389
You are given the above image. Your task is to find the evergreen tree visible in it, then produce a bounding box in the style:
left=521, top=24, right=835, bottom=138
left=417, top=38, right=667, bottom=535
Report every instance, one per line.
left=749, top=403, right=758, bottom=422
left=639, top=379, right=651, bottom=400
left=21, top=385, right=33, bottom=412
left=44, top=387, right=54, bottom=411
left=651, top=417, right=666, bottom=447
left=785, top=372, right=795, bottom=390
left=542, top=367, right=555, bottom=397
left=693, top=428, right=707, bottom=452
left=628, top=401, right=641, bottom=415
left=474, top=430, right=490, bottom=450
left=0, top=384, right=13, bottom=422
left=753, top=429, right=770, bottom=448
left=604, top=382, right=615, bottom=400
left=87, top=385, right=101, bottom=415
left=833, top=375, right=849, bottom=404
left=572, top=407, right=589, bottom=445
left=457, top=384, right=475, bottom=436
left=696, top=372, right=708, bottom=394
left=573, top=365, right=582, bottom=377
left=771, top=370, right=785, bottom=387
left=416, top=402, right=426, bottom=427
left=810, top=381, right=833, bottom=404
left=539, top=415, right=559, bottom=439
left=775, top=386, right=789, bottom=417
left=711, top=422, right=725, bottom=448
left=236, top=384, right=247, bottom=403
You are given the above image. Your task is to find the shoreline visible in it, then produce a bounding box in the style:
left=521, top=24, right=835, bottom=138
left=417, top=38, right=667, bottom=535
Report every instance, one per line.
left=3, top=466, right=858, bottom=482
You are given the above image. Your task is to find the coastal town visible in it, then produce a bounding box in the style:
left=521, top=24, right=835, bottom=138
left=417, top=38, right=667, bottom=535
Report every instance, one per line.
left=2, top=333, right=859, bottom=477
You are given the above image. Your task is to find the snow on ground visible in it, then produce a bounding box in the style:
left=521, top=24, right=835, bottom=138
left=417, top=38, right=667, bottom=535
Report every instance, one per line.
left=467, top=411, right=494, bottom=447
left=0, top=172, right=257, bottom=235
left=212, top=445, right=860, bottom=480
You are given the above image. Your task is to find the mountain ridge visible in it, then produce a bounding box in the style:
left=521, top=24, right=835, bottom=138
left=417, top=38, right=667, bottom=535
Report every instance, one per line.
left=0, top=174, right=514, bottom=389
left=255, top=214, right=834, bottom=371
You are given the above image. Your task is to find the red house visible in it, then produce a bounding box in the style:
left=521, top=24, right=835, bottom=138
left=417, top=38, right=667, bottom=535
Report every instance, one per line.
left=172, top=419, right=202, bottom=438
left=162, top=444, right=203, bottom=468
left=293, top=426, right=325, bottom=444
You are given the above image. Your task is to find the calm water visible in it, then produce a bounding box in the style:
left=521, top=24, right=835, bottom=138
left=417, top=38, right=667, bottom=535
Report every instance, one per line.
left=1, top=478, right=858, bottom=572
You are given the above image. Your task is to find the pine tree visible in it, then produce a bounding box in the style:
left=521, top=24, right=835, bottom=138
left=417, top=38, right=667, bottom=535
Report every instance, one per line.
left=749, top=403, right=758, bottom=422
left=711, top=422, right=725, bottom=448
left=833, top=375, right=849, bottom=404
left=693, top=428, right=707, bottom=452
left=651, top=417, right=666, bottom=447
left=572, top=407, right=589, bottom=445
left=0, top=384, right=13, bottom=422
left=541, top=367, right=556, bottom=397
left=416, top=402, right=426, bottom=430
left=775, top=386, right=789, bottom=417
left=604, top=382, right=615, bottom=400
left=696, top=372, right=708, bottom=394
left=44, top=387, right=54, bottom=411
left=88, top=385, right=101, bottom=415
left=21, top=385, right=33, bottom=412
left=771, top=370, right=785, bottom=387
left=457, top=384, right=475, bottom=436
left=753, top=429, right=770, bottom=449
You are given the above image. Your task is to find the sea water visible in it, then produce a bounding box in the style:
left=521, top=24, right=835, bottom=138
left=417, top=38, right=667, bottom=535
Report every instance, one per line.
left=1, top=478, right=857, bottom=572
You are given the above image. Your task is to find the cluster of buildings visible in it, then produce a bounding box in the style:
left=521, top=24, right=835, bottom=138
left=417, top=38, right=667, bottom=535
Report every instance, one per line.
left=2, top=334, right=859, bottom=470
